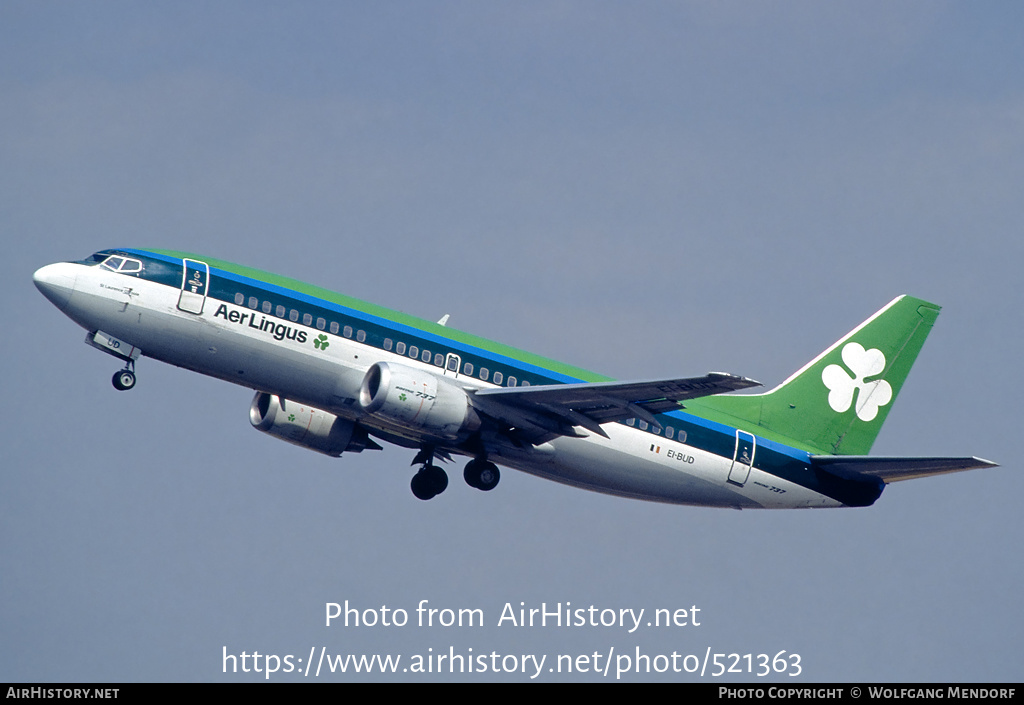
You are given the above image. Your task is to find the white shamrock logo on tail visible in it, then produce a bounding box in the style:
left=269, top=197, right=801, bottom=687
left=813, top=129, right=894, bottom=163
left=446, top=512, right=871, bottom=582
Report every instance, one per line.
left=822, top=343, right=893, bottom=422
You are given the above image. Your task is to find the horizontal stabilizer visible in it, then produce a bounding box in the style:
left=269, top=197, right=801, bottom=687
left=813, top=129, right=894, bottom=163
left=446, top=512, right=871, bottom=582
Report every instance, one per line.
left=811, top=455, right=999, bottom=483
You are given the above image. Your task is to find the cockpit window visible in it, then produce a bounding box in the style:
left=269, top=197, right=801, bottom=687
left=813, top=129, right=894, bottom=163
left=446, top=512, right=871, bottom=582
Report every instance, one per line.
left=99, top=255, right=143, bottom=274
left=100, top=256, right=125, bottom=271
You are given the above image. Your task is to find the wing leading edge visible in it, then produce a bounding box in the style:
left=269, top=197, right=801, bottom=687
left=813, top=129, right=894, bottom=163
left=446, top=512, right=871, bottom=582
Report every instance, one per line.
left=471, top=372, right=761, bottom=440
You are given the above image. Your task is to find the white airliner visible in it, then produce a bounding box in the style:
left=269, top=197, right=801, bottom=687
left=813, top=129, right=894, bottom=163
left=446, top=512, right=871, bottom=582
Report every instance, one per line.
left=33, top=249, right=995, bottom=508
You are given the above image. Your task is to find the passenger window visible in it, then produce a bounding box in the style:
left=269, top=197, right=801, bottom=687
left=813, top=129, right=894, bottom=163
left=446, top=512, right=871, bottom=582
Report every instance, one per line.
left=330, top=322, right=340, bottom=334
left=396, top=341, right=406, bottom=355
left=677, top=430, right=688, bottom=443
left=493, top=371, right=503, bottom=385
left=507, top=376, right=517, bottom=387
left=409, top=346, right=419, bottom=359
left=626, top=418, right=636, bottom=426
left=421, top=349, right=431, bottom=362
left=262, top=301, right=272, bottom=314
left=479, top=368, right=489, bottom=381
left=276, top=305, right=286, bottom=318
left=248, top=296, right=258, bottom=310
left=463, top=362, right=474, bottom=376
left=521, top=380, right=530, bottom=386
left=235, top=293, right=245, bottom=305
left=289, top=309, right=299, bottom=322
left=436, top=354, right=446, bottom=367
left=638, top=420, right=648, bottom=431
left=356, top=330, right=366, bottom=343
left=316, top=317, right=326, bottom=330
left=343, top=326, right=353, bottom=338
left=303, top=313, right=312, bottom=326
left=666, top=427, right=675, bottom=440
left=383, top=338, right=393, bottom=351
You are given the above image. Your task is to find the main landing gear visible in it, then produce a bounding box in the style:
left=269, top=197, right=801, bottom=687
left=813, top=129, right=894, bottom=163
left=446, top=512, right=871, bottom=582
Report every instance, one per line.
left=410, top=446, right=448, bottom=500
left=464, top=458, right=500, bottom=492
left=410, top=464, right=448, bottom=501
left=409, top=447, right=501, bottom=500
left=111, top=361, right=136, bottom=391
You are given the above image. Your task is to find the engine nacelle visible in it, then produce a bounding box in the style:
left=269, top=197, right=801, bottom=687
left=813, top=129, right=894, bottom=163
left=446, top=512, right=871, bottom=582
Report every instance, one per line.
left=358, top=362, right=481, bottom=440
left=249, top=392, right=376, bottom=457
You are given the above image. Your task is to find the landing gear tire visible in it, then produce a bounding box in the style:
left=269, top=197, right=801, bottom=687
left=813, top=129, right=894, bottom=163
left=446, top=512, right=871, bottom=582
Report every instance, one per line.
left=464, top=459, right=500, bottom=491
left=411, top=465, right=448, bottom=500
left=428, top=465, right=448, bottom=495
left=112, top=369, right=136, bottom=391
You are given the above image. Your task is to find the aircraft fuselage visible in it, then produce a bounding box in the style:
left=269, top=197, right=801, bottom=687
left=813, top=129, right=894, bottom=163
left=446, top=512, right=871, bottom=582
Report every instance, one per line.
left=36, top=249, right=986, bottom=509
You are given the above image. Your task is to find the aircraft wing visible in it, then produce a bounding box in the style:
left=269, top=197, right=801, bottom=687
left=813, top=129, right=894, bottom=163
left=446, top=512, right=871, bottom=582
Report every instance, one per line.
left=811, top=455, right=999, bottom=483
left=470, top=372, right=760, bottom=440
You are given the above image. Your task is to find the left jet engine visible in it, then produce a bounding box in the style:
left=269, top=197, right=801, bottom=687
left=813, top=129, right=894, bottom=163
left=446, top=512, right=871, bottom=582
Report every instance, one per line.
left=249, top=392, right=377, bottom=456
left=358, top=361, right=481, bottom=440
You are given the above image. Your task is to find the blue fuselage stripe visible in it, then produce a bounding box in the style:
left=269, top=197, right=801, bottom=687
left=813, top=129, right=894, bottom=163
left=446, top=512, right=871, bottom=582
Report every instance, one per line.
left=116, top=249, right=879, bottom=505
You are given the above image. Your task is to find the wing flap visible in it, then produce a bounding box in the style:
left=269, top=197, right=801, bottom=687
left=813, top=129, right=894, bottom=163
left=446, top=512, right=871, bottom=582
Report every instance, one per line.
left=471, top=372, right=760, bottom=440
left=811, top=455, right=999, bottom=483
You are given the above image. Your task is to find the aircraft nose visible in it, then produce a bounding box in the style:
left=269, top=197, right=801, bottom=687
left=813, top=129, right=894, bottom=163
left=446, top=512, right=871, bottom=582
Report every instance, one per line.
left=33, top=262, right=77, bottom=311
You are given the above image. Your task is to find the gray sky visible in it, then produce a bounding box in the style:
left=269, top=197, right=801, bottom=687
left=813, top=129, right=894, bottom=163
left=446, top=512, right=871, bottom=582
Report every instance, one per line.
left=3, top=1, right=1021, bottom=682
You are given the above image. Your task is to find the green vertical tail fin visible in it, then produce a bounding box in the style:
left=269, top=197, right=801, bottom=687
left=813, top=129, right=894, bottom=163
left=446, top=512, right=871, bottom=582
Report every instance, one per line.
left=689, top=296, right=941, bottom=455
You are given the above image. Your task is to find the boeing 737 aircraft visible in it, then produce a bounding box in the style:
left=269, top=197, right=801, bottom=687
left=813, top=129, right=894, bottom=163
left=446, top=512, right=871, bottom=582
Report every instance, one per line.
left=33, top=249, right=995, bottom=508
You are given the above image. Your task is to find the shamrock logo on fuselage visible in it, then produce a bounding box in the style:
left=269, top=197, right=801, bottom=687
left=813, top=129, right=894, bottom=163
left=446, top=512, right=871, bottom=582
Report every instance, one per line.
left=314, top=334, right=330, bottom=350
left=821, top=342, right=893, bottom=422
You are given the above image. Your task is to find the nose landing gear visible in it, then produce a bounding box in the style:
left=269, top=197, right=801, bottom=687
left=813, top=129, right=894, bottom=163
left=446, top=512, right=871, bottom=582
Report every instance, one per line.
left=112, top=361, right=136, bottom=391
